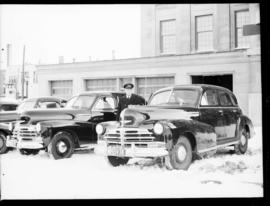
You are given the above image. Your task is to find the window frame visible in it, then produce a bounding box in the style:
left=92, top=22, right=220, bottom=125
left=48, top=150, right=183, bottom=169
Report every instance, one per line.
left=195, top=14, right=214, bottom=52
left=234, top=9, right=250, bottom=49
left=160, top=19, right=177, bottom=54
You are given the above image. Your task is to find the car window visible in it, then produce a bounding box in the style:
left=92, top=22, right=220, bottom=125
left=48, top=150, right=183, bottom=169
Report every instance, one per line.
left=168, top=89, right=200, bottom=107
left=71, top=95, right=96, bottom=110
left=218, top=91, right=233, bottom=107
left=200, top=90, right=219, bottom=106
left=17, top=101, right=37, bottom=112
left=0, top=104, right=18, bottom=111
left=148, top=90, right=171, bottom=106
left=229, top=93, right=238, bottom=106
left=38, top=101, right=61, bottom=109
left=93, top=96, right=115, bottom=110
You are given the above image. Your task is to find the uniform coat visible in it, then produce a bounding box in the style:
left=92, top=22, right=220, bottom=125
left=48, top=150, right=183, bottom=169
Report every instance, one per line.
left=116, top=93, right=146, bottom=121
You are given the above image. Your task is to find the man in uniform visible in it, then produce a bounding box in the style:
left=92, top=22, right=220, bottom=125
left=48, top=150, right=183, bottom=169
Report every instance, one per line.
left=116, top=83, right=146, bottom=121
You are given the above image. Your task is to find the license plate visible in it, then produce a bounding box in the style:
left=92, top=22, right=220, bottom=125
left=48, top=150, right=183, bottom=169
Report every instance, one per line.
left=107, top=145, right=125, bottom=156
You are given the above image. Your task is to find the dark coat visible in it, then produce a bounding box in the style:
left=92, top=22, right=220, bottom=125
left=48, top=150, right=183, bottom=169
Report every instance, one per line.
left=116, top=93, right=146, bottom=121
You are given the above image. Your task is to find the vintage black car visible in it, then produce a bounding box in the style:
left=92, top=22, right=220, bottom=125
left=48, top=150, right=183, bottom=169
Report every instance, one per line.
left=7, top=91, right=124, bottom=159
left=0, top=97, right=67, bottom=124
left=96, top=84, right=255, bottom=170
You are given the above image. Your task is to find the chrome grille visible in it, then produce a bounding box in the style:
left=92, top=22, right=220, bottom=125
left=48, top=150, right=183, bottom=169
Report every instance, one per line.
left=12, top=125, right=38, bottom=140
left=104, top=128, right=155, bottom=143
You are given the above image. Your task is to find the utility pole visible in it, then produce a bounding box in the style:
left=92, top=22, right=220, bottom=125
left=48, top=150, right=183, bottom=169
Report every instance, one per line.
left=21, top=45, right=25, bottom=100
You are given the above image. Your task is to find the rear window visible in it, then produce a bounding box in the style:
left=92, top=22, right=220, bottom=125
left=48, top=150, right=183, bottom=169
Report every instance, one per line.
left=0, top=104, right=18, bottom=111
left=218, top=91, right=233, bottom=106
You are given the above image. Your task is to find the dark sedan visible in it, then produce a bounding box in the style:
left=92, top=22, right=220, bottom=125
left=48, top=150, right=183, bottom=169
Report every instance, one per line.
left=7, top=91, right=124, bottom=159
left=96, top=84, right=255, bottom=170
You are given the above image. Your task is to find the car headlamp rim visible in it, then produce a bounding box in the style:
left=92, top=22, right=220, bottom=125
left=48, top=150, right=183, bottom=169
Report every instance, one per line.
left=96, top=124, right=105, bottom=135
left=153, top=122, right=165, bottom=135
left=36, top=123, right=42, bottom=133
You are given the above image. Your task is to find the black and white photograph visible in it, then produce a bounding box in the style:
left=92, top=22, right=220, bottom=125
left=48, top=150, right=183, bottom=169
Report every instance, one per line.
left=0, top=3, right=263, bottom=199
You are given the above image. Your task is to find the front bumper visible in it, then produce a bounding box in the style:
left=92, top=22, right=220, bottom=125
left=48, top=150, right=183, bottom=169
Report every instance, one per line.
left=6, top=135, right=45, bottom=149
left=101, top=127, right=168, bottom=158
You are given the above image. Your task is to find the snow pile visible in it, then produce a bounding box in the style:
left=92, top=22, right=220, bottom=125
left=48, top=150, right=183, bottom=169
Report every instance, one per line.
left=0, top=127, right=263, bottom=199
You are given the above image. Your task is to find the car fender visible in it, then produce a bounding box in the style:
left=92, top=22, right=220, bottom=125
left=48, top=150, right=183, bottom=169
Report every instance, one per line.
left=39, top=120, right=87, bottom=147
left=236, top=115, right=255, bottom=139
left=161, top=120, right=217, bottom=154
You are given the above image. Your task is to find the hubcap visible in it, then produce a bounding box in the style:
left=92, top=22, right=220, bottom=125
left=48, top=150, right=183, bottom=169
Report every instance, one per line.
left=177, top=145, right=187, bottom=162
left=56, top=141, right=68, bottom=153
left=240, top=133, right=247, bottom=145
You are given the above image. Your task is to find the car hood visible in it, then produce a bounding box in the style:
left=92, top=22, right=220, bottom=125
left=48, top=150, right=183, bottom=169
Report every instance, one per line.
left=19, top=108, right=87, bottom=124
left=120, top=105, right=199, bottom=127
left=0, top=111, right=19, bottom=123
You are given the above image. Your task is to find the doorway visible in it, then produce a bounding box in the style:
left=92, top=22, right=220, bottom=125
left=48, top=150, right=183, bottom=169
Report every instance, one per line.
left=191, top=74, right=233, bottom=91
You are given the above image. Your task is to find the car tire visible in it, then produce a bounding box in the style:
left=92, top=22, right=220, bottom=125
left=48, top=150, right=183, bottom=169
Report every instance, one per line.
left=19, top=149, right=39, bottom=155
left=47, top=131, right=74, bottom=160
left=234, top=127, right=249, bottom=154
left=0, top=132, right=8, bottom=154
left=106, top=156, right=130, bottom=167
left=169, top=136, right=193, bottom=170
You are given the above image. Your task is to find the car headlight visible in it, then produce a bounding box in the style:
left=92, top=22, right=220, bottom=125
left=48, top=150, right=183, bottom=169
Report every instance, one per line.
left=153, top=122, right=164, bottom=135
left=8, top=122, right=14, bottom=131
left=36, top=123, right=42, bottom=133
left=96, top=124, right=106, bottom=135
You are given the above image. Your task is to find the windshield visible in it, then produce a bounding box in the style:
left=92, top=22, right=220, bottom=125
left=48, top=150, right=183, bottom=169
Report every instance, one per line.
left=65, top=95, right=96, bottom=109
left=17, top=101, right=37, bottom=112
left=149, top=89, right=200, bottom=107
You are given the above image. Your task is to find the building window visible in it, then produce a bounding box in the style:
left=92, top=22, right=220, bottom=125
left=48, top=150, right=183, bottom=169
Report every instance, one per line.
left=136, top=76, right=174, bottom=101
left=50, top=80, right=73, bottom=100
left=85, top=79, right=117, bottom=91
left=235, top=10, right=249, bottom=48
left=195, top=14, right=213, bottom=51
left=160, top=19, right=176, bottom=54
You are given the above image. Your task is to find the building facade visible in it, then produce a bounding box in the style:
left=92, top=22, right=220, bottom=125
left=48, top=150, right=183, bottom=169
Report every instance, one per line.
left=4, top=64, right=38, bottom=99
left=37, top=3, right=261, bottom=126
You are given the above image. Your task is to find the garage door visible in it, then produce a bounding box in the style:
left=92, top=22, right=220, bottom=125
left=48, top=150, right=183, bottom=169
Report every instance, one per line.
left=85, top=79, right=117, bottom=91
left=50, top=80, right=73, bottom=100
left=136, top=76, right=174, bottom=100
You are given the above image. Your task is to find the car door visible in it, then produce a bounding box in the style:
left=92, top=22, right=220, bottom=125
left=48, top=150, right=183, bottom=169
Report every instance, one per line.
left=199, top=89, right=227, bottom=140
left=217, top=90, right=241, bottom=140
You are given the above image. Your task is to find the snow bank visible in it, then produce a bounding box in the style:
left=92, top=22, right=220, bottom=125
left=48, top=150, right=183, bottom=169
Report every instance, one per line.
left=0, top=127, right=263, bottom=199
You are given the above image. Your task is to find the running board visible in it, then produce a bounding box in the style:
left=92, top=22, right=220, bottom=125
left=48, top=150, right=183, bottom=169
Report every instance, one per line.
left=197, top=141, right=239, bottom=154
left=75, top=144, right=97, bottom=151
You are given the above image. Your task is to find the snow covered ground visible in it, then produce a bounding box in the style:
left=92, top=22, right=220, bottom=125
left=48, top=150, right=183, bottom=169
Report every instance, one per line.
left=0, top=127, right=263, bottom=199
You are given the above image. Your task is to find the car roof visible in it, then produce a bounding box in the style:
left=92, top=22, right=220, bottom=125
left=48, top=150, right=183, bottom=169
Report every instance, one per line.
left=78, top=91, right=125, bottom=96
left=154, top=84, right=233, bottom=94
left=22, top=96, right=66, bottom=102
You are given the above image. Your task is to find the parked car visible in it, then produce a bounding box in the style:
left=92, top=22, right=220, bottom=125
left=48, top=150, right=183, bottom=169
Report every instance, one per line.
left=6, top=91, right=124, bottom=159
left=0, top=97, right=67, bottom=123
left=0, top=123, right=13, bottom=154
left=96, top=84, right=255, bottom=170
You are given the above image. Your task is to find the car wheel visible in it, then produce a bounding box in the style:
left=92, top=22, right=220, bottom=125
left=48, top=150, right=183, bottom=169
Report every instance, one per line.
left=169, top=136, right=193, bottom=170
left=0, top=132, right=8, bottom=154
left=19, top=149, right=39, bottom=155
left=106, top=156, right=130, bottom=167
left=234, top=127, right=249, bottom=154
left=47, top=131, right=74, bottom=160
